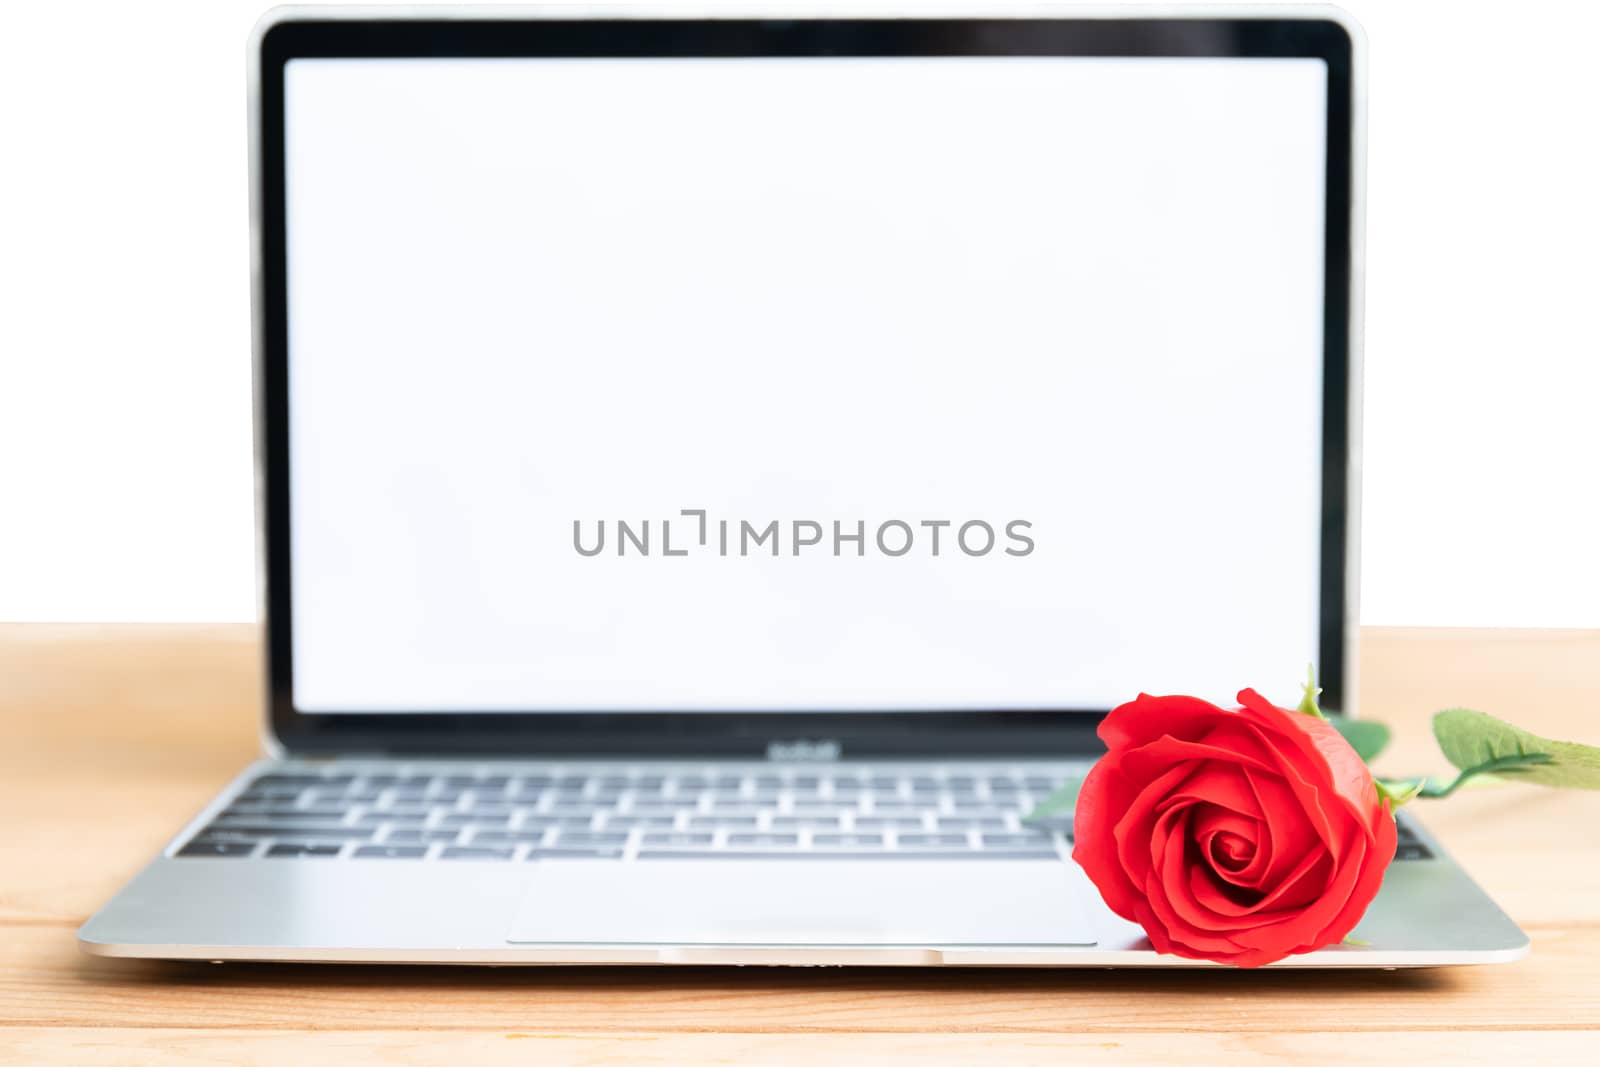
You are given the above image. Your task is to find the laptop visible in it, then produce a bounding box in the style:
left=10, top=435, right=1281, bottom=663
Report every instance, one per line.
left=80, top=8, right=1528, bottom=967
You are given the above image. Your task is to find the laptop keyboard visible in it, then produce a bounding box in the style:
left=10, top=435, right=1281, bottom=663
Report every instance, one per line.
left=175, top=766, right=1435, bottom=863
left=176, top=767, right=1079, bottom=861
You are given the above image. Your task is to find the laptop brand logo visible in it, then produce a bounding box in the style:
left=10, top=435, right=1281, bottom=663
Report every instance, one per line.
left=766, top=739, right=843, bottom=763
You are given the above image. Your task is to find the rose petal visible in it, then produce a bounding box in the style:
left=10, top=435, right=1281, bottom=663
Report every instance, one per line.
left=1120, top=731, right=1278, bottom=783
left=1196, top=843, right=1333, bottom=918
left=1242, top=766, right=1318, bottom=887
left=1141, top=810, right=1251, bottom=955
left=1157, top=761, right=1264, bottom=820
left=1183, top=865, right=1312, bottom=930
left=1191, top=805, right=1265, bottom=883
left=1199, top=719, right=1285, bottom=768
left=1070, top=759, right=1146, bottom=921
left=1110, top=761, right=1195, bottom=890
left=1237, top=688, right=1387, bottom=836
left=1099, top=693, right=1236, bottom=751
left=1230, top=829, right=1369, bottom=953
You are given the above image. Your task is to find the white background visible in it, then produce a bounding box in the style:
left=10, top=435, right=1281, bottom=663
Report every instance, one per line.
left=284, top=56, right=1326, bottom=710
left=2, top=1, right=1598, bottom=629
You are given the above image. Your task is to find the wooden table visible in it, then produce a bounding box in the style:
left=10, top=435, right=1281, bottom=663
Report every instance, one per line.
left=2, top=625, right=1598, bottom=1064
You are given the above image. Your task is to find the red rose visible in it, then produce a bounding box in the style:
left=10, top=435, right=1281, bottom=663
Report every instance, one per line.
left=1072, top=689, right=1396, bottom=967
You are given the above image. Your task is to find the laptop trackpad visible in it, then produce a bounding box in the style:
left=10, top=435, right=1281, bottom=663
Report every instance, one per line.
left=506, top=859, right=1097, bottom=946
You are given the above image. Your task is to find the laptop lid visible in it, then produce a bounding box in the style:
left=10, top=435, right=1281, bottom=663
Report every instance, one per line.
left=251, top=12, right=1360, bottom=757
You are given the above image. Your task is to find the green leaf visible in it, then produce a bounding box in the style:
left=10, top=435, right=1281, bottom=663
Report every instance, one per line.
left=1023, top=778, right=1081, bottom=823
left=1327, top=714, right=1391, bottom=763
left=1430, top=708, right=1600, bottom=792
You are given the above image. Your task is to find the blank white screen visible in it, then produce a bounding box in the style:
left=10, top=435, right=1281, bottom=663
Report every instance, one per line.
left=284, top=56, right=1328, bottom=712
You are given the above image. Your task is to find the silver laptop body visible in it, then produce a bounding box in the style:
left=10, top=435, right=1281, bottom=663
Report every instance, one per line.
left=80, top=7, right=1528, bottom=967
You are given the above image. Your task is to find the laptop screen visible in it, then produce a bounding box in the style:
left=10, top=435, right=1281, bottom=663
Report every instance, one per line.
left=282, top=55, right=1329, bottom=714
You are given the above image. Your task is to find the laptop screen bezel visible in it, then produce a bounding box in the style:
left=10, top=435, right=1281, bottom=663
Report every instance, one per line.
left=254, top=14, right=1357, bottom=757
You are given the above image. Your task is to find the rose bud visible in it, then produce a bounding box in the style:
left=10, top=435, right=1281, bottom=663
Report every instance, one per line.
left=1072, top=689, right=1397, bottom=967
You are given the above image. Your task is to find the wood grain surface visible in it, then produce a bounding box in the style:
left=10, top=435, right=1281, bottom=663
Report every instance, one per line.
left=2, top=624, right=1598, bottom=1065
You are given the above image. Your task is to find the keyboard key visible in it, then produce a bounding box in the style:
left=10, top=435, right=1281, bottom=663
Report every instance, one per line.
left=704, top=795, right=762, bottom=810
left=379, top=803, right=432, bottom=817
left=359, top=812, right=426, bottom=825
left=936, top=817, right=1009, bottom=831
left=469, top=831, right=547, bottom=845
left=548, top=800, right=604, bottom=813
left=177, top=841, right=256, bottom=857
left=629, top=798, right=696, bottom=812
left=441, top=846, right=514, bottom=861
left=222, top=801, right=296, bottom=814
left=265, top=843, right=342, bottom=857
left=949, top=799, right=1008, bottom=814
left=439, top=813, right=511, bottom=827
left=252, top=774, right=324, bottom=788
left=981, top=832, right=1057, bottom=850
left=528, top=845, right=626, bottom=859
left=353, top=845, right=428, bottom=859
left=215, top=811, right=347, bottom=824
left=855, top=817, right=924, bottom=830
left=771, top=816, right=841, bottom=830
left=242, top=787, right=303, bottom=801
left=790, top=801, right=851, bottom=814
left=726, top=833, right=799, bottom=847
left=552, top=832, right=628, bottom=848
left=641, top=832, right=715, bottom=847
left=201, top=825, right=373, bottom=840
left=897, top=833, right=971, bottom=848
left=385, top=829, right=462, bottom=844
left=688, top=814, right=759, bottom=830
left=603, top=815, right=679, bottom=830
left=460, top=803, right=512, bottom=816
left=811, top=833, right=885, bottom=848
left=519, top=815, right=598, bottom=830
left=1395, top=843, right=1433, bottom=861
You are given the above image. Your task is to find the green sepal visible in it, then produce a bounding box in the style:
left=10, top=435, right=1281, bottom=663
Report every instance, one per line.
left=1296, top=663, right=1327, bottom=721
left=1374, top=777, right=1424, bottom=808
